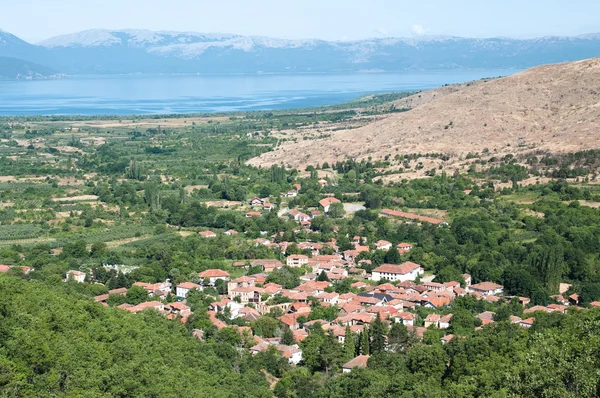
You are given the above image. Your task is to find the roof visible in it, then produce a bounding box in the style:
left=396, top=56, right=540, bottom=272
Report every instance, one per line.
left=342, top=355, right=370, bottom=369
left=319, top=197, right=341, bottom=207
left=198, top=231, right=216, bottom=236
left=177, top=282, right=202, bottom=290
left=287, top=254, right=308, bottom=260
left=198, top=269, right=230, bottom=278
left=470, top=282, right=503, bottom=291
left=372, top=262, right=421, bottom=275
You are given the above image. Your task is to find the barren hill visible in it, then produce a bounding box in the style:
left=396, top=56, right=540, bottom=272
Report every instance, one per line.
left=248, top=57, right=600, bottom=169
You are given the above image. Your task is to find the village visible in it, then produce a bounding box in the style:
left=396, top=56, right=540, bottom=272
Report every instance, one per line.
left=49, top=180, right=600, bottom=373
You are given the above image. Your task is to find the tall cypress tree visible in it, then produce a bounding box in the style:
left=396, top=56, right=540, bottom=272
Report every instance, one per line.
left=360, top=327, right=370, bottom=355
left=370, top=313, right=387, bottom=354
left=343, top=325, right=355, bottom=360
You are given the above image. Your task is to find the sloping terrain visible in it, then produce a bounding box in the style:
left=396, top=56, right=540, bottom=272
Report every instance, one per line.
left=248, top=57, right=600, bottom=169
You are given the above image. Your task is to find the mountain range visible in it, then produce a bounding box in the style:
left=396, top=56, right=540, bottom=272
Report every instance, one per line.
left=1, top=28, right=600, bottom=78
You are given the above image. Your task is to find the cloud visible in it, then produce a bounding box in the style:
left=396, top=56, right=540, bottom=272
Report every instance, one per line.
left=411, top=24, right=426, bottom=35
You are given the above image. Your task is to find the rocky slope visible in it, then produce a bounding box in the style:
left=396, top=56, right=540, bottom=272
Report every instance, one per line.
left=248, top=57, right=600, bottom=168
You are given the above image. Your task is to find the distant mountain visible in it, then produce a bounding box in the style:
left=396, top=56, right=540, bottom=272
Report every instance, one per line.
left=1, top=28, right=600, bottom=76
left=0, top=56, right=58, bottom=80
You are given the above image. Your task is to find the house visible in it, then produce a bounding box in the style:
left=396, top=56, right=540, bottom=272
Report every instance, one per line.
left=319, top=197, right=341, bottom=213
left=439, top=314, right=453, bottom=329
left=198, top=269, right=230, bottom=285
left=126, top=301, right=165, bottom=313
left=253, top=238, right=272, bottom=246
left=198, top=231, right=217, bottom=238
left=310, top=210, right=322, bottom=218
left=424, top=313, right=441, bottom=328
left=250, top=259, right=284, bottom=273
left=375, top=240, right=393, bottom=251
left=289, top=209, right=311, bottom=223
left=394, top=312, right=415, bottom=326
left=441, top=334, right=455, bottom=345
left=519, top=318, right=535, bottom=328
left=397, top=242, right=413, bottom=252
left=250, top=342, right=303, bottom=365
left=229, top=286, right=261, bottom=304
left=287, top=190, right=298, bottom=197
left=246, top=211, right=262, bottom=218
left=227, top=276, right=256, bottom=293
left=371, top=262, right=424, bottom=282
left=287, top=254, right=308, bottom=268
left=224, top=229, right=238, bottom=236
left=342, top=355, right=370, bottom=373
left=249, top=197, right=265, bottom=206
left=469, top=282, right=503, bottom=296
left=0, top=265, right=10, bottom=273
left=176, top=282, right=202, bottom=298
left=65, top=270, right=86, bottom=283
left=264, top=203, right=274, bottom=211
left=318, top=179, right=328, bottom=186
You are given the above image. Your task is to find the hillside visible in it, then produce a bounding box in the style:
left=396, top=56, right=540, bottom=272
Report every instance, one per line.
left=248, top=57, right=600, bottom=169
left=0, top=56, right=58, bottom=79
left=0, top=276, right=271, bottom=397
left=1, top=28, right=600, bottom=75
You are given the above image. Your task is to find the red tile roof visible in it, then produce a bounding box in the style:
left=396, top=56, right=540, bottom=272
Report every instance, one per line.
left=372, top=262, right=421, bottom=275
left=342, top=355, right=370, bottom=369
left=198, top=269, right=230, bottom=278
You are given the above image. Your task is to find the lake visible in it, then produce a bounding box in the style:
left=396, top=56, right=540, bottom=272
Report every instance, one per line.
left=0, top=70, right=520, bottom=116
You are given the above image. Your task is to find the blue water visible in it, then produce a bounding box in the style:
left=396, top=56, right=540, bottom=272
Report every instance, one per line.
left=0, top=70, right=519, bottom=116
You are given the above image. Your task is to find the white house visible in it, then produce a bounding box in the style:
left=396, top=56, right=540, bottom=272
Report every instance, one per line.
left=375, top=240, right=393, bottom=251
left=65, top=270, right=86, bottom=283
left=319, top=197, right=341, bottom=213
left=176, top=282, right=202, bottom=298
left=370, top=262, right=424, bottom=282
left=469, top=282, right=504, bottom=296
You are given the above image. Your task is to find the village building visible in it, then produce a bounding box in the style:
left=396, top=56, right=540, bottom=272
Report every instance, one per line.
left=319, top=197, right=341, bottom=213
left=287, top=254, right=309, bottom=267
left=469, top=282, right=504, bottom=296
left=342, top=355, right=370, bottom=373
left=198, top=269, right=230, bottom=285
left=176, top=282, right=202, bottom=298
left=65, top=270, right=86, bottom=283
left=370, top=262, right=424, bottom=282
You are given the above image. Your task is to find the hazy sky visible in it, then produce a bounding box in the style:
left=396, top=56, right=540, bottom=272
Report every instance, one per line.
left=3, top=0, right=600, bottom=43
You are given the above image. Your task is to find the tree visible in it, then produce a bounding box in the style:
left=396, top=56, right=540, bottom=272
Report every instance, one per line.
left=317, top=270, right=330, bottom=282
left=126, top=285, right=148, bottom=305
left=328, top=202, right=345, bottom=219
left=359, top=327, right=370, bottom=355
left=344, top=326, right=356, bottom=360
left=370, top=313, right=387, bottom=354
left=384, top=248, right=401, bottom=264
left=281, top=326, right=295, bottom=346
left=388, top=321, right=411, bottom=352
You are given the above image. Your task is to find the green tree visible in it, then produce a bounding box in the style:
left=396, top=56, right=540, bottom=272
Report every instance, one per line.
left=370, top=313, right=387, bottom=354
left=126, top=285, right=148, bottom=305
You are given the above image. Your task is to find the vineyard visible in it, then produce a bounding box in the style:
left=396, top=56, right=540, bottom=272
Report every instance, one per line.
left=0, top=224, right=43, bottom=241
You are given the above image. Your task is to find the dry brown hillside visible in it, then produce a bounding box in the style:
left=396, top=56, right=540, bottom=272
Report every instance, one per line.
left=248, top=57, right=600, bottom=169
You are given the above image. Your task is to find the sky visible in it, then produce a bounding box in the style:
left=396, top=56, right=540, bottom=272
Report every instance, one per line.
left=2, top=0, right=600, bottom=43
